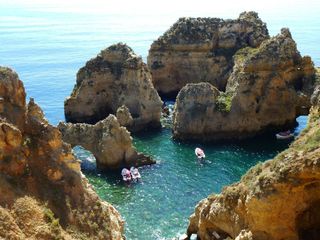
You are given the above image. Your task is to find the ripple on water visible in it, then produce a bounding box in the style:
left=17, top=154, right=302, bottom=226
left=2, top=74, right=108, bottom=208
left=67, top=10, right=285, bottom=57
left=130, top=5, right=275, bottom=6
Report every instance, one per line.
left=74, top=118, right=307, bottom=240
left=0, top=4, right=316, bottom=239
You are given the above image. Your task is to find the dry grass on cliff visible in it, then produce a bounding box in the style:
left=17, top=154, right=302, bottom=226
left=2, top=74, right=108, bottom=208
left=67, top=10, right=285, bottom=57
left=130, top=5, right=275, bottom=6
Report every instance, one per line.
left=0, top=206, right=24, bottom=239
left=292, top=106, right=320, bottom=151
left=0, top=197, right=101, bottom=240
left=0, top=196, right=76, bottom=240
left=70, top=201, right=115, bottom=239
left=298, top=128, right=320, bottom=152
left=13, top=196, right=68, bottom=239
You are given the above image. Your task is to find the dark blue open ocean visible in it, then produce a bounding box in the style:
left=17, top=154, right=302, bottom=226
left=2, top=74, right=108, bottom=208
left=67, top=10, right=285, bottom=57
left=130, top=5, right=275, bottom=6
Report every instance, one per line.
left=1, top=1, right=319, bottom=239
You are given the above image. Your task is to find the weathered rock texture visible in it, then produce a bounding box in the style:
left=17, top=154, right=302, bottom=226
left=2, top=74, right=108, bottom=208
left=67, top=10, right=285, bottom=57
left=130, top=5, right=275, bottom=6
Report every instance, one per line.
left=187, top=87, right=320, bottom=239
left=65, top=43, right=163, bottom=132
left=116, top=105, right=134, bottom=127
left=0, top=67, right=124, bottom=239
left=58, top=115, right=155, bottom=171
left=173, top=28, right=315, bottom=141
left=148, top=11, right=269, bottom=97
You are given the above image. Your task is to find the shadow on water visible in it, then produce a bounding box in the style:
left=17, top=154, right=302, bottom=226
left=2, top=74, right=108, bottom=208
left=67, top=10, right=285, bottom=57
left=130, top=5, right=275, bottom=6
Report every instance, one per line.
left=74, top=116, right=308, bottom=240
left=132, top=125, right=292, bottom=155
left=1, top=4, right=317, bottom=239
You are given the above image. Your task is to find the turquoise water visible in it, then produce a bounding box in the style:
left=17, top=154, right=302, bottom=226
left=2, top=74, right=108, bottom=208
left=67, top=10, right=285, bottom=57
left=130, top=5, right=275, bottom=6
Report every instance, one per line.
left=77, top=122, right=305, bottom=239
left=0, top=1, right=318, bottom=239
left=1, top=2, right=319, bottom=126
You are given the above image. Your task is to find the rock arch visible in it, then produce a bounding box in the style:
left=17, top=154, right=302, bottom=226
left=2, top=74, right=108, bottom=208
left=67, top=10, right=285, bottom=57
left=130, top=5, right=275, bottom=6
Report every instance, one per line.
left=58, top=115, right=155, bottom=171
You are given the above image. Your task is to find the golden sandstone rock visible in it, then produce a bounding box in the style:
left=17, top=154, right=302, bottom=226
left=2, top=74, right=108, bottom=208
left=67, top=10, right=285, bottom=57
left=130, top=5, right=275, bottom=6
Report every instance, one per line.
left=173, top=28, right=315, bottom=141
left=65, top=43, right=163, bottom=132
left=148, top=12, right=269, bottom=97
left=58, top=115, right=155, bottom=170
left=0, top=67, right=124, bottom=239
left=116, top=105, right=134, bottom=128
left=187, top=80, right=320, bottom=239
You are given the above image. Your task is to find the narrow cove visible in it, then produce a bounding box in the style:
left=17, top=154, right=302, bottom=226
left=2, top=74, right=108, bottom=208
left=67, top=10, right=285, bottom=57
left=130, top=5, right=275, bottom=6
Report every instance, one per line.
left=1, top=2, right=320, bottom=239
left=76, top=116, right=307, bottom=239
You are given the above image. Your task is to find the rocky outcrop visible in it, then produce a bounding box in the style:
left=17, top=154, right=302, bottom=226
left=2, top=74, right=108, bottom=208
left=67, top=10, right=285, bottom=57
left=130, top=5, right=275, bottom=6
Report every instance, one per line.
left=187, top=87, right=320, bottom=239
left=148, top=11, right=269, bottom=97
left=0, top=67, right=26, bottom=130
left=116, top=105, right=134, bottom=128
left=0, top=67, right=124, bottom=239
left=65, top=43, right=163, bottom=132
left=58, top=116, right=155, bottom=171
left=173, top=29, right=315, bottom=141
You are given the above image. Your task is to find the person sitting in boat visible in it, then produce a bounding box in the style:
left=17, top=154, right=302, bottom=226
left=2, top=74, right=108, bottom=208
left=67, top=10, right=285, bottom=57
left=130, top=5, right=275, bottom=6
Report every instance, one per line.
left=121, top=168, right=132, bottom=182
left=195, top=147, right=205, bottom=160
left=130, top=167, right=141, bottom=181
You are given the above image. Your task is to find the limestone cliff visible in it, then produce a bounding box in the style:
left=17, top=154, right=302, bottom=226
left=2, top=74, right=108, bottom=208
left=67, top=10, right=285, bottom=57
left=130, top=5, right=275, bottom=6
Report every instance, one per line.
left=187, top=84, right=320, bottom=239
left=173, top=28, right=315, bottom=141
left=148, top=11, right=269, bottom=97
left=65, top=43, right=163, bottom=132
left=0, top=67, right=124, bottom=239
left=58, top=116, right=155, bottom=171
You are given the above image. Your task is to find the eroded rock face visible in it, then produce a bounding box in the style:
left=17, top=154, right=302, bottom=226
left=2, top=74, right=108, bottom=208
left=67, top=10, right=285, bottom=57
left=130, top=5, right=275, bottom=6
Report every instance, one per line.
left=148, top=11, right=269, bottom=97
left=173, top=29, right=315, bottom=141
left=311, top=68, right=320, bottom=106
left=0, top=67, right=124, bottom=239
left=0, top=67, right=26, bottom=129
left=116, top=105, right=134, bottom=128
left=58, top=115, right=155, bottom=170
left=65, top=43, right=163, bottom=132
left=187, top=90, right=320, bottom=239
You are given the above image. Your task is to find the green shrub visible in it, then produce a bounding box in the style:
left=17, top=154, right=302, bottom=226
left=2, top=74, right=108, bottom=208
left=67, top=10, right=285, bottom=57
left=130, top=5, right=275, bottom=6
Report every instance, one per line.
left=234, top=47, right=259, bottom=62
left=301, top=128, right=320, bottom=151
left=44, top=207, right=60, bottom=227
left=215, top=93, right=233, bottom=113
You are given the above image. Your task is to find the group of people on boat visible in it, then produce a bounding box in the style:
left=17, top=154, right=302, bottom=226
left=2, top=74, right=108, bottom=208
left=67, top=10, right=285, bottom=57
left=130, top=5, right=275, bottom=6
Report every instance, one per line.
left=121, top=167, right=141, bottom=183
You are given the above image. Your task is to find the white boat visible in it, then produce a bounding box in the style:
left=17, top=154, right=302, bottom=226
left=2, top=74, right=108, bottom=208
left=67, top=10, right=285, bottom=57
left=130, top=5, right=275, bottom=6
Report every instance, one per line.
left=195, top=147, right=205, bottom=159
left=121, top=168, right=132, bottom=182
left=276, top=131, right=294, bottom=140
left=130, top=167, right=141, bottom=181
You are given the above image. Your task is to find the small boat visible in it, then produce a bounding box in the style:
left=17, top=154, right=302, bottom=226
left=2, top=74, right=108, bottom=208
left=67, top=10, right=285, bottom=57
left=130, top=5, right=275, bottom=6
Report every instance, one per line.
left=130, top=167, right=141, bottom=181
left=121, top=168, right=132, bottom=182
left=276, top=130, right=294, bottom=140
left=195, top=147, right=205, bottom=159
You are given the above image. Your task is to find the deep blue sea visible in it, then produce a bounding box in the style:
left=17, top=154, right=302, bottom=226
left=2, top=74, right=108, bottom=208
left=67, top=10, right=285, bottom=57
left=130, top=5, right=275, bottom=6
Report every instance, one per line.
left=0, top=1, right=319, bottom=239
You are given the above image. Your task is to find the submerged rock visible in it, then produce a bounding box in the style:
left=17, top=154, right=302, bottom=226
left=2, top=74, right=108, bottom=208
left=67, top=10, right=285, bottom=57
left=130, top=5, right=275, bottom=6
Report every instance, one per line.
left=65, top=43, right=163, bottom=132
left=0, top=67, right=124, bottom=239
left=58, top=115, right=155, bottom=171
left=148, top=11, right=269, bottom=97
left=173, top=29, right=315, bottom=141
left=187, top=87, right=320, bottom=239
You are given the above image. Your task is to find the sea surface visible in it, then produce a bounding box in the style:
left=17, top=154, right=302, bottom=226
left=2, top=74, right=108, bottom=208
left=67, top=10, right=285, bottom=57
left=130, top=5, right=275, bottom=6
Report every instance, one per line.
left=0, top=1, right=319, bottom=239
